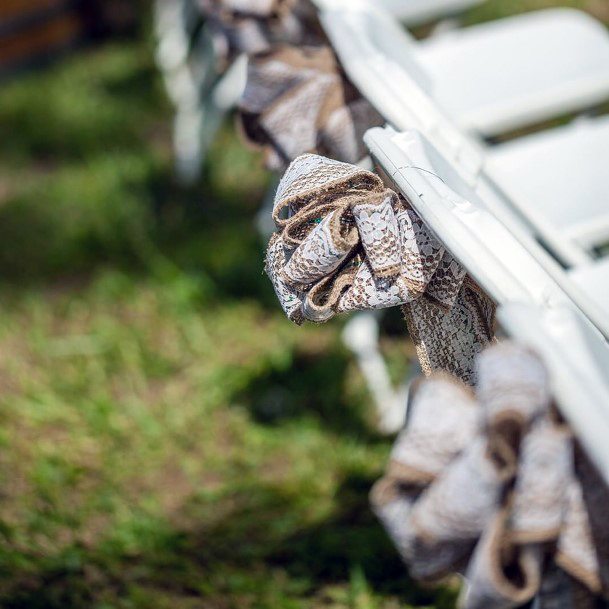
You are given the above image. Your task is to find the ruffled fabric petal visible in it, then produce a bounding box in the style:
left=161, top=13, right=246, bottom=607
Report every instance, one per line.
left=265, top=153, right=496, bottom=384
left=372, top=342, right=609, bottom=608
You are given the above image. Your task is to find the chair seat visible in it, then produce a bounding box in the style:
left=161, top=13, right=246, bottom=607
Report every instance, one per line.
left=486, top=116, right=609, bottom=250
left=418, top=9, right=609, bottom=135
left=570, top=258, right=609, bottom=314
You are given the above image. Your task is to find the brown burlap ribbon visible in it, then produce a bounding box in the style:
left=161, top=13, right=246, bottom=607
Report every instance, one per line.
left=265, top=153, right=495, bottom=384
left=199, top=0, right=323, bottom=68
left=371, top=342, right=609, bottom=609
left=198, top=1, right=383, bottom=170
left=239, top=45, right=384, bottom=170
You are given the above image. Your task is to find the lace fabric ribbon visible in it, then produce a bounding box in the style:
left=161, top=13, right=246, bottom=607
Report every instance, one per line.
left=198, top=0, right=322, bottom=66
left=371, top=342, right=609, bottom=609
left=239, top=45, right=384, bottom=170
left=265, top=153, right=495, bottom=384
left=198, top=1, right=383, bottom=170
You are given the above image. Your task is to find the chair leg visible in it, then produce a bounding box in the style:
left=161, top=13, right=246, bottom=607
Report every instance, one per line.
left=255, top=175, right=281, bottom=238
left=342, top=311, right=410, bottom=434
left=429, top=16, right=462, bottom=37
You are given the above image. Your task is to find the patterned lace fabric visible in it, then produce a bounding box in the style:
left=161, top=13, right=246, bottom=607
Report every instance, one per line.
left=198, top=0, right=323, bottom=67
left=404, top=279, right=495, bottom=385
left=265, top=153, right=495, bottom=384
left=239, top=45, right=383, bottom=170
left=371, top=342, right=609, bottom=609
left=199, top=1, right=383, bottom=171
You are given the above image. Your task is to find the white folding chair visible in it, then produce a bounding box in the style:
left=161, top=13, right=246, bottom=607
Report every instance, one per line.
left=365, top=127, right=609, bottom=461
left=154, top=0, right=247, bottom=184
left=316, top=0, right=609, bottom=267
left=486, top=115, right=609, bottom=257
left=316, top=0, right=609, bottom=137
left=316, top=0, right=609, bottom=433
left=156, top=0, right=486, bottom=184
left=365, top=127, right=609, bottom=446
left=364, top=126, right=609, bottom=339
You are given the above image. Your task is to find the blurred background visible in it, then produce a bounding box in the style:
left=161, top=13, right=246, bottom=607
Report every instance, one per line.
left=0, top=1, right=607, bottom=608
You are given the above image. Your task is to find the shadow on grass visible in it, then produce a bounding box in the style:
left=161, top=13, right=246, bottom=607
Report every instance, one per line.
left=0, top=38, right=275, bottom=305
left=0, top=154, right=277, bottom=306
left=237, top=347, right=387, bottom=445
left=0, top=472, right=457, bottom=609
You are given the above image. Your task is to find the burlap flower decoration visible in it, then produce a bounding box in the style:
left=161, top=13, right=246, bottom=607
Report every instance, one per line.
left=265, top=153, right=495, bottom=384
left=372, top=342, right=609, bottom=609
left=198, top=0, right=323, bottom=68
left=198, top=1, right=383, bottom=171
left=239, top=45, right=384, bottom=170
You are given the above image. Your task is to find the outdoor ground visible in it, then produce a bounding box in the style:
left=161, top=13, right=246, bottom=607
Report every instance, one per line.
left=0, top=1, right=607, bottom=607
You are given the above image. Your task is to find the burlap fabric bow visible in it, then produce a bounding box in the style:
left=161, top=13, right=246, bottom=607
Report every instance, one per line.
left=265, top=153, right=495, bottom=384
left=198, top=1, right=383, bottom=171
left=372, top=342, right=609, bottom=609
left=198, top=0, right=323, bottom=68
left=240, top=45, right=384, bottom=170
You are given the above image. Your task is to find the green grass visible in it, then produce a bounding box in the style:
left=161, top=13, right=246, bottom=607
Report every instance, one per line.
left=0, top=2, right=606, bottom=607
left=0, top=33, right=423, bottom=609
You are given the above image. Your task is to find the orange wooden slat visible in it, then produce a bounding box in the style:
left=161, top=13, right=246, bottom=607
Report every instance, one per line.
left=0, top=0, right=67, bottom=23
left=0, top=11, right=82, bottom=67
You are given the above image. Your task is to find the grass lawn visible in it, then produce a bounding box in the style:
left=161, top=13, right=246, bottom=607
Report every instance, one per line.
left=0, top=2, right=606, bottom=607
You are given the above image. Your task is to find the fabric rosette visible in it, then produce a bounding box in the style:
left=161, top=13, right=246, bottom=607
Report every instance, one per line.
left=265, top=153, right=495, bottom=384
left=372, top=342, right=609, bottom=609
left=198, top=0, right=323, bottom=68
left=198, top=1, right=384, bottom=171
left=239, top=45, right=383, bottom=170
